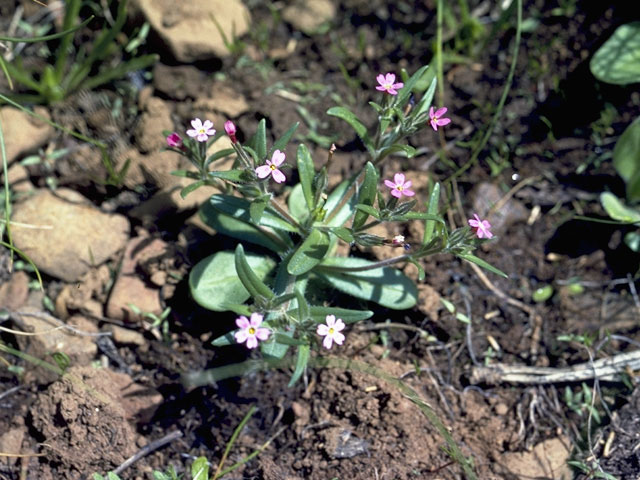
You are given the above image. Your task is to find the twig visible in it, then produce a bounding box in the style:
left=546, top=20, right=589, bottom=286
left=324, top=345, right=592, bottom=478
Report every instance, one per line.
left=111, top=430, right=183, bottom=476
left=10, top=310, right=112, bottom=337
left=470, top=349, right=640, bottom=385
left=0, top=385, right=21, bottom=402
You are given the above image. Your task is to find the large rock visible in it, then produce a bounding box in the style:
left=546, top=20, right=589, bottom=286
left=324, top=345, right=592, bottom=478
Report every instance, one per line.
left=11, top=189, right=129, bottom=282
left=283, top=0, right=336, bottom=34
left=131, top=0, right=251, bottom=61
left=0, top=106, right=53, bottom=164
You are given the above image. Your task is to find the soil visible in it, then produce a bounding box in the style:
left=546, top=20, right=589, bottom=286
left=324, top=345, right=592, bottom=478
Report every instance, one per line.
left=2, top=1, right=640, bottom=479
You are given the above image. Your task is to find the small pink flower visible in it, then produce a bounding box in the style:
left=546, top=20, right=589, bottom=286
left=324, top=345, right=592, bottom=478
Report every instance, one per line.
left=234, top=312, right=271, bottom=349
left=384, top=173, right=415, bottom=199
left=392, top=235, right=405, bottom=246
left=317, top=315, right=346, bottom=349
left=187, top=118, right=216, bottom=142
left=375, top=73, right=404, bottom=95
left=429, top=107, right=451, bottom=131
left=468, top=213, right=493, bottom=239
left=166, top=132, right=183, bottom=148
left=224, top=120, right=237, bottom=144
left=255, top=149, right=286, bottom=183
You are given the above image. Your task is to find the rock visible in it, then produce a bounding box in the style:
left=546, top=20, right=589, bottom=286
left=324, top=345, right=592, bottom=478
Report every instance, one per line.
left=11, top=189, right=129, bottom=282
left=196, top=84, right=250, bottom=117
left=109, top=325, right=147, bottom=347
left=134, top=97, right=174, bottom=153
left=283, top=0, right=336, bottom=34
left=0, top=426, right=25, bottom=466
left=131, top=0, right=251, bottom=61
left=0, top=270, right=30, bottom=311
left=106, top=236, right=164, bottom=322
left=471, top=182, right=528, bottom=235
left=0, top=106, right=53, bottom=164
left=15, top=310, right=98, bottom=383
left=153, top=64, right=205, bottom=100
left=121, top=148, right=184, bottom=189
left=2, top=163, right=32, bottom=192
left=55, top=265, right=111, bottom=319
left=416, top=283, right=441, bottom=322
left=500, top=437, right=572, bottom=479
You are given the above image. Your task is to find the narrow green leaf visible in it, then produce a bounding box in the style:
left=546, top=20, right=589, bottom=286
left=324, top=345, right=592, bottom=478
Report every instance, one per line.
left=294, top=288, right=310, bottom=323
left=395, top=212, right=444, bottom=222
left=327, top=106, right=374, bottom=153
left=355, top=204, right=381, bottom=219
left=205, top=148, right=235, bottom=165
left=235, top=244, right=275, bottom=300
left=287, top=229, right=331, bottom=275
left=423, top=182, right=441, bottom=245
left=287, top=183, right=310, bottom=222
left=396, top=65, right=430, bottom=107
left=413, top=77, right=438, bottom=118
left=288, top=345, right=310, bottom=387
left=207, top=169, right=246, bottom=183
left=323, top=179, right=358, bottom=226
left=211, top=331, right=236, bottom=347
left=272, top=122, right=299, bottom=155
left=251, top=119, right=267, bottom=161
left=316, top=257, right=418, bottom=309
left=180, top=180, right=205, bottom=199
left=331, top=227, right=354, bottom=243
left=309, top=306, right=373, bottom=324
left=208, top=194, right=299, bottom=234
left=352, top=162, right=379, bottom=230
left=249, top=195, right=269, bottom=224
left=458, top=253, right=508, bottom=278
left=297, top=143, right=316, bottom=211
left=600, top=192, right=640, bottom=223
left=190, top=250, right=276, bottom=311
left=0, top=15, right=94, bottom=43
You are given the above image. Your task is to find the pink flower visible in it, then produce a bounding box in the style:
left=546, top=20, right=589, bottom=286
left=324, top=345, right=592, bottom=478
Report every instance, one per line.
left=186, top=118, right=216, bottom=142
left=166, top=132, right=183, bottom=148
left=234, top=312, right=271, bottom=349
left=468, top=213, right=493, bottom=239
left=392, top=235, right=405, bottom=246
left=317, top=315, right=346, bottom=349
left=375, top=73, right=404, bottom=95
left=255, top=149, right=286, bottom=183
left=429, top=107, right=451, bottom=131
left=384, top=173, right=415, bottom=199
left=224, top=120, right=237, bottom=144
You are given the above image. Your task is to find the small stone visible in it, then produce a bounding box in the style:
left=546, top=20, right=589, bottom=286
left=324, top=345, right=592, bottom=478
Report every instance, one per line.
left=501, top=437, right=572, bottom=479
left=0, top=427, right=25, bottom=466
left=0, top=271, right=30, bottom=311
left=494, top=403, right=509, bottom=415
left=109, top=325, right=147, bottom=347
left=11, top=189, right=129, bottom=282
left=3, top=163, right=33, bottom=192
left=0, top=106, right=53, bottom=164
left=283, top=0, right=336, bottom=34
left=134, top=97, right=174, bottom=153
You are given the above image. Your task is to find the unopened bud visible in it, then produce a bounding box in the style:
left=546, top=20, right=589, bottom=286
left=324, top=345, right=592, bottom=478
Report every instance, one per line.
left=225, top=120, right=237, bottom=143
left=166, top=132, right=183, bottom=148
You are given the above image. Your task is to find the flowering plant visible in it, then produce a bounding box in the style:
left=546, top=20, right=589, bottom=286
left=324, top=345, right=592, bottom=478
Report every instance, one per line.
left=167, top=66, right=505, bottom=384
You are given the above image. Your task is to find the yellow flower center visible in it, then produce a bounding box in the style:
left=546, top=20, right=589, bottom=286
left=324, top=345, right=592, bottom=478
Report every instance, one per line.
left=397, top=185, right=403, bottom=191
left=270, top=164, right=277, bottom=171
left=328, top=327, right=334, bottom=335
left=248, top=327, right=256, bottom=335
left=198, top=128, right=206, bottom=134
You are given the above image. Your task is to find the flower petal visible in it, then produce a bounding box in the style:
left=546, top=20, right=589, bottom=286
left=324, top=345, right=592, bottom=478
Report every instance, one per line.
left=235, top=316, right=250, bottom=329
left=246, top=336, right=258, bottom=349
left=255, top=165, right=272, bottom=178
left=435, top=107, right=448, bottom=117
left=333, top=332, right=345, bottom=345
left=384, top=179, right=396, bottom=189
left=385, top=73, right=396, bottom=84
left=429, top=107, right=435, bottom=118
left=390, top=189, right=402, bottom=199
left=317, top=324, right=329, bottom=335
left=271, top=149, right=286, bottom=166
left=437, top=118, right=451, bottom=126
left=191, top=118, right=202, bottom=129
left=325, top=315, right=336, bottom=327
left=403, top=180, right=412, bottom=189
left=249, top=312, right=264, bottom=327
left=322, top=335, right=334, bottom=349
left=235, top=329, right=248, bottom=343
left=403, top=189, right=415, bottom=197
left=334, top=318, right=346, bottom=332
left=255, top=327, right=270, bottom=341
left=272, top=169, right=286, bottom=184
left=376, top=74, right=386, bottom=84
left=393, top=173, right=405, bottom=185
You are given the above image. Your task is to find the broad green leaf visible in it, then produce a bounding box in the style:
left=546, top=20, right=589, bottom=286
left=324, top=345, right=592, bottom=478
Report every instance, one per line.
left=613, top=118, right=640, bottom=201
left=190, top=251, right=275, bottom=311
left=211, top=331, right=236, bottom=347
left=600, top=192, right=640, bottom=223
left=590, top=22, right=640, bottom=85
left=423, top=182, right=441, bottom=245
left=208, top=194, right=299, bottom=234
left=309, top=306, right=373, bottom=324
left=249, top=195, right=269, bottom=224
left=323, top=179, right=358, bottom=227
left=377, top=144, right=417, bottom=161
left=199, top=199, right=286, bottom=252
left=288, top=344, right=310, bottom=387
left=352, top=162, right=379, bottom=230
left=297, top=143, right=316, bottom=211
left=288, top=183, right=309, bottom=222
left=191, top=457, right=209, bottom=480
left=287, top=229, right=331, bottom=275
left=326, top=106, right=373, bottom=153
left=235, top=244, right=275, bottom=300
left=457, top=253, right=508, bottom=278
left=316, top=257, right=418, bottom=309
left=271, top=122, right=299, bottom=155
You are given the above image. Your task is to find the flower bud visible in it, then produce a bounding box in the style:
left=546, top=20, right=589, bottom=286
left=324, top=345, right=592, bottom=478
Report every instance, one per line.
left=166, top=132, right=183, bottom=148
left=224, top=120, right=237, bottom=143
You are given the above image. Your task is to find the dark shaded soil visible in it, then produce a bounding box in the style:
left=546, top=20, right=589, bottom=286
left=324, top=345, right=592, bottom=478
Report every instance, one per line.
left=2, top=1, right=640, bottom=479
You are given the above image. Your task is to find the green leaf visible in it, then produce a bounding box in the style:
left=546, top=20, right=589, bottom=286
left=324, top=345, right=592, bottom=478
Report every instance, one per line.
left=613, top=118, right=640, bottom=201
left=590, top=22, right=640, bottom=85
left=208, top=194, right=299, bottom=234
left=326, top=106, right=374, bottom=153
left=199, top=199, right=287, bottom=252
left=295, top=288, right=310, bottom=323
left=355, top=204, right=380, bottom=219
left=395, top=212, right=444, bottom=222
left=190, top=251, right=275, bottom=311
left=309, top=306, right=373, bottom=324
left=297, top=143, right=316, bottom=211
left=600, top=192, right=640, bottom=223
left=396, top=65, right=430, bottom=107
left=331, top=227, right=354, bottom=243
left=211, top=331, right=236, bottom=347
left=457, top=253, right=508, bottom=278
left=625, top=231, right=640, bottom=252
left=250, top=119, right=267, bottom=160
left=316, top=257, right=418, bottom=309
left=191, top=457, right=209, bottom=480
left=288, top=183, right=309, bottom=222
left=413, top=77, right=438, bottom=118
left=235, top=244, right=275, bottom=301
left=377, top=144, right=417, bottom=161
left=205, top=148, right=235, bottom=166
left=207, top=169, right=246, bottom=183
left=249, top=195, right=269, bottom=224
left=180, top=180, right=205, bottom=199
left=423, top=182, right=441, bottom=245
left=288, top=344, right=310, bottom=387
left=272, top=122, right=299, bottom=155
left=323, top=179, right=358, bottom=227
left=287, top=229, right=331, bottom=275
left=352, top=162, right=379, bottom=230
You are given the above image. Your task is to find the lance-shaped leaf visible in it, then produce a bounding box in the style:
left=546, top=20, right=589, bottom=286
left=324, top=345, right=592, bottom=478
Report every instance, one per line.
left=235, top=244, right=275, bottom=301
left=423, top=182, right=441, bottom=245
left=413, top=76, right=437, bottom=119
left=395, top=65, right=430, bottom=107
left=457, top=253, right=508, bottom=278
left=297, top=143, right=316, bottom=211
left=272, top=121, right=299, bottom=155
left=180, top=180, right=206, bottom=199
left=287, top=229, right=331, bottom=275
left=288, top=183, right=309, bottom=222
left=288, top=344, right=310, bottom=387
left=323, top=179, right=358, bottom=227
left=352, top=162, right=379, bottom=230
left=248, top=118, right=267, bottom=160
left=327, top=106, right=374, bottom=153
left=190, top=250, right=276, bottom=311
left=316, top=257, right=418, bottom=309
left=309, top=306, right=373, bottom=324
